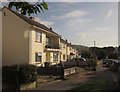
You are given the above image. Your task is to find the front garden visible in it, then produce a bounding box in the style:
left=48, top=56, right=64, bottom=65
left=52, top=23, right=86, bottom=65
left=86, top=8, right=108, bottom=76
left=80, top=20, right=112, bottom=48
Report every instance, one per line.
left=2, top=64, right=37, bottom=91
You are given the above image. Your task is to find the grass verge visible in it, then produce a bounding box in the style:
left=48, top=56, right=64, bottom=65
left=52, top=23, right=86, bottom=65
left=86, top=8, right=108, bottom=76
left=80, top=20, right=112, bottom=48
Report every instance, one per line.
left=67, top=80, right=118, bottom=92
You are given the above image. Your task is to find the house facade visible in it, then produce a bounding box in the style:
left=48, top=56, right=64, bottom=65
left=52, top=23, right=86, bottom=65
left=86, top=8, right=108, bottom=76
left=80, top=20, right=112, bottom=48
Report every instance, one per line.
left=60, top=39, right=67, bottom=62
left=60, top=38, right=79, bottom=62
left=0, top=9, right=2, bottom=67
left=2, top=7, right=78, bottom=67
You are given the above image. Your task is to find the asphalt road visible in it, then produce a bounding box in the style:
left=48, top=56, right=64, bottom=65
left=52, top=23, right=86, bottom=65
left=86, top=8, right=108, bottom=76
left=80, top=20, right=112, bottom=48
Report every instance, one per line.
left=30, top=61, right=118, bottom=91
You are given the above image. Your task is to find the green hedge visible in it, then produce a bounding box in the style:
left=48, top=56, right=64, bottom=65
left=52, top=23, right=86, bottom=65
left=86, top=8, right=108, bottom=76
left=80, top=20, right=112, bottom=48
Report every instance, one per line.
left=110, top=63, right=120, bottom=72
left=2, top=64, right=37, bottom=85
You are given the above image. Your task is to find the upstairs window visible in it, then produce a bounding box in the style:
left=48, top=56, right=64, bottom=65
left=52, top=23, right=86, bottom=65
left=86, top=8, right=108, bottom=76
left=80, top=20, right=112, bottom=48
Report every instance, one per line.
left=35, top=31, right=42, bottom=43
left=63, top=44, right=65, bottom=48
left=46, top=37, right=51, bottom=45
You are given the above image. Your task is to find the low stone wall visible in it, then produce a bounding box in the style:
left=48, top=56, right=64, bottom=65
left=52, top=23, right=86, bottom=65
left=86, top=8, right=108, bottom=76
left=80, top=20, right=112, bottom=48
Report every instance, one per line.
left=63, top=67, right=77, bottom=79
left=20, top=81, right=36, bottom=90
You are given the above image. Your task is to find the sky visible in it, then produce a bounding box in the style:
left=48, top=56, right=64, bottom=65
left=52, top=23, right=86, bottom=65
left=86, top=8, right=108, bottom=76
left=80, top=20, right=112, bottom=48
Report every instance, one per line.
left=32, top=2, right=118, bottom=47
left=0, top=1, right=118, bottom=47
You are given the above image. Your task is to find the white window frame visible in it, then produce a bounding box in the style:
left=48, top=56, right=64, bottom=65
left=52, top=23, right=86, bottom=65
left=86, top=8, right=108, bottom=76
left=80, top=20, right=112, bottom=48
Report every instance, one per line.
left=35, top=52, right=42, bottom=63
left=35, top=31, right=42, bottom=43
left=53, top=52, right=58, bottom=61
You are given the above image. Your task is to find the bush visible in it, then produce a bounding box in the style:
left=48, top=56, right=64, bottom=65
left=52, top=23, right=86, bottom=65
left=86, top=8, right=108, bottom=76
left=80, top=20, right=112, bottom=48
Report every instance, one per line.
left=2, top=64, right=37, bottom=85
left=18, top=64, right=37, bottom=84
left=110, top=63, right=120, bottom=72
left=118, top=67, right=120, bottom=88
left=2, top=66, right=18, bottom=84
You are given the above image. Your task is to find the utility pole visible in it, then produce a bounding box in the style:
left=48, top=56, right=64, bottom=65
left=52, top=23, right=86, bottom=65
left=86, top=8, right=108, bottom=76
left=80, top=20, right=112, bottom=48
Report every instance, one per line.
left=94, top=41, right=96, bottom=47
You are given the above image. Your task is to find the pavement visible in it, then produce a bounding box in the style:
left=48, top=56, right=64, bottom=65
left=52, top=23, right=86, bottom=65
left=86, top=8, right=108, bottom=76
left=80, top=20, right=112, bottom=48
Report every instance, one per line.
left=27, top=61, right=118, bottom=91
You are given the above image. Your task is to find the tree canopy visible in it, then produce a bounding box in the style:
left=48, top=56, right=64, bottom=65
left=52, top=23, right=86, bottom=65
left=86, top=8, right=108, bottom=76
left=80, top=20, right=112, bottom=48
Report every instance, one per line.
left=8, top=1, right=48, bottom=16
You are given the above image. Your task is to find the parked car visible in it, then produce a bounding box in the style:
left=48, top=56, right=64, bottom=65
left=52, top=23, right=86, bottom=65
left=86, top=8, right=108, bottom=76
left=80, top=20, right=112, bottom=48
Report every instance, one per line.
left=102, top=59, right=107, bottom=64
left=70, top=58, right=87, bottom=67
left=79, top=58, right=86, bottom=62
left=113, top=60, right=119, bottom=64
left=106, top=59, right=114, bottom=67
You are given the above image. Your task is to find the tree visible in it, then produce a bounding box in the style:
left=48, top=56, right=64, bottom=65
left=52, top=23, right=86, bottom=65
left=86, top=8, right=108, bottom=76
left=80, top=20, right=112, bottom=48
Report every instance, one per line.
left=108, top=52, right=118, bottom=59
left=90, top=56, right=97, bottom=71
left=81, top=49, right=92, bottom=59
left=8, top=1, right=48, bottom=16
left=90, top=47, right=107, bottom=60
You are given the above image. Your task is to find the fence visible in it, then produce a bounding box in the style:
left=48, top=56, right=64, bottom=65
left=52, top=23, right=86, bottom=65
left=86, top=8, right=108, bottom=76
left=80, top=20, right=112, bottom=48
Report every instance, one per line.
left=37, top=66, right=78, bottom=79
left=37, top=66, right=61, bottom=76
left=63, top=60, right=87, bottom=68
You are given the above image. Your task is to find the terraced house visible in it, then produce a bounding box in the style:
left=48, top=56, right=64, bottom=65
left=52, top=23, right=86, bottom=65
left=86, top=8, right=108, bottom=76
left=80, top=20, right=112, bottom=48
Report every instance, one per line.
left=2, top=6, right=78, bottom=67
left=60, top=39, right=78, bottom=62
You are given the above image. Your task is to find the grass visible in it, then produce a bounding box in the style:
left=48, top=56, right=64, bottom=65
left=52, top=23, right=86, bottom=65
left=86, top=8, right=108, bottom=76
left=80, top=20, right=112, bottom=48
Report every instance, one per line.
left=67, top=80, right=118, bottom=92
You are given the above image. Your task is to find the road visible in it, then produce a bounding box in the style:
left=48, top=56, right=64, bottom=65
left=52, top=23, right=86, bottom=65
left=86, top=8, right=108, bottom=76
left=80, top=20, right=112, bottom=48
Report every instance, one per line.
left=30, top=61, right=118, bottom=91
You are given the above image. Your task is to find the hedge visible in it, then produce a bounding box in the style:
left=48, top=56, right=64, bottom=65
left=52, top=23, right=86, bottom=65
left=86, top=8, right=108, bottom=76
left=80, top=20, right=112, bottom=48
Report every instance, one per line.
left=2, top=64, right=37, bottom=85
left=110, top=63, right=120, bottom=72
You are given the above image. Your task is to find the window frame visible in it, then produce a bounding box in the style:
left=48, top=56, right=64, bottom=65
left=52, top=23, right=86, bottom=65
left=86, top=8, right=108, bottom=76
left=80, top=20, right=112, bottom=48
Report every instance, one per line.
left=35, top=52, right=42, bottom=63
left=35, top=31, right=42, bottom=43
left=53, top=52, right=58, bottom=61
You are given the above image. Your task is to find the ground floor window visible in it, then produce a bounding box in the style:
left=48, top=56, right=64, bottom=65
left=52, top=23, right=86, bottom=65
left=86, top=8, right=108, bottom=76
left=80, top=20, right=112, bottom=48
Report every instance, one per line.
left=35, top=52, right=42, bottom=62
left=53, top=52, right=58, bottom=61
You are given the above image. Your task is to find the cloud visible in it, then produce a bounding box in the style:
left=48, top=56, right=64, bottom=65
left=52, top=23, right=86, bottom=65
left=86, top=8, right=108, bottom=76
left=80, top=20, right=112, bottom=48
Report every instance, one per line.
left=64, top=10, right=87, bottom=18
left=35, top=17, right=54, bottom=27
left=51, top=10, right=88, bottom=20
left=92, top=27, right=109, bottom=32
left=105, top=9, right=112, bottom=20
left=46, top=0, right=119, bottom=2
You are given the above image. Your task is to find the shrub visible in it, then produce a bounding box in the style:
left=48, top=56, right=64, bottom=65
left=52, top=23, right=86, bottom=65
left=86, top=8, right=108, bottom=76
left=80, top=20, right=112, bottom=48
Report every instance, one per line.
left=110, top=63, right=120, bottom=72
left=118, top=67, right=120, bottom=88
left=2, top=64, right=37, bottom=85
left=18, top=64, right=37, bottom=84
left=2, top=65, right=18, bottom=84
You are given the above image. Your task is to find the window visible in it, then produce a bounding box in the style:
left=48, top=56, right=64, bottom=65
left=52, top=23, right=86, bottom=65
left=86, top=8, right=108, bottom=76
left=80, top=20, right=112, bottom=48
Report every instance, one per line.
left=46, top=37, right=51, bottom=45
left=60, top=44, right=62, bottom=50
left=35, top=52, right=42, bottom=62
left=53, top=52, right=58, bottom=61
left=63, top=44, right=65, bottom=48
left=35, top=31, right=42, bottom=42
left=63, top=54, right=65, bottom=60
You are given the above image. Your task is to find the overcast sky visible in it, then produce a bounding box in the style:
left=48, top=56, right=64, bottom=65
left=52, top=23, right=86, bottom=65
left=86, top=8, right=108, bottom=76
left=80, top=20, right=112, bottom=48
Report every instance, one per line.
left=1, top=1, right=118, bottom=47
left=33, top=2, right=118, bottom=47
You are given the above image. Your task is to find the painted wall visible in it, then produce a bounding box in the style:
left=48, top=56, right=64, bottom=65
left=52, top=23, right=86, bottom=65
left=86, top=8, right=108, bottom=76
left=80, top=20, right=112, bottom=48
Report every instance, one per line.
left=2, top=8, right=30, bottom=66
left=29, top=29, right=46, bottom=66
left=0, top=10, right=2, bottom=67
left=60, top=40, right=67, bottom=61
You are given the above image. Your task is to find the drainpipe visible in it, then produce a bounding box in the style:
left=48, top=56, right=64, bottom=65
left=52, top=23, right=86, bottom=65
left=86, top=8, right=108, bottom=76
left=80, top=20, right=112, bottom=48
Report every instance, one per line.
left=29, top=29, right=33, bottom=65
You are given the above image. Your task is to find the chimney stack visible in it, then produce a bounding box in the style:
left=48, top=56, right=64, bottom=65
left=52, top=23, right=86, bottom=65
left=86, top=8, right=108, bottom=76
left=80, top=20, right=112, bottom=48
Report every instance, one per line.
left=29, top=17, right=35, bottom=21
left=50, top=27, right=52, bottom=31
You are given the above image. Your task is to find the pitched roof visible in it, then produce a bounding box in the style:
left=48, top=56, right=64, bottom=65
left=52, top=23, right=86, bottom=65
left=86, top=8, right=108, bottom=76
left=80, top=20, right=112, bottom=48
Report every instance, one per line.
left=3, top=6, right=59, bottom=36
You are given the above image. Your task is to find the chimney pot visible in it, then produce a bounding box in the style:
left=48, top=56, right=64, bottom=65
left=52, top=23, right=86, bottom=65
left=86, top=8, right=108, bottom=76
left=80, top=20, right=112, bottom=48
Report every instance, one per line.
left=30, top=17, right=35, bottom=21
left=50, top=27, right=52, bottom=30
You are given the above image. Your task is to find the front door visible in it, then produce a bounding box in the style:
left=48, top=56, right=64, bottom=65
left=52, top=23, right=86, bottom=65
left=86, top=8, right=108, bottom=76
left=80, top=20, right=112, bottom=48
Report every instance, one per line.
left=46, top=52, right=50, bottom=62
